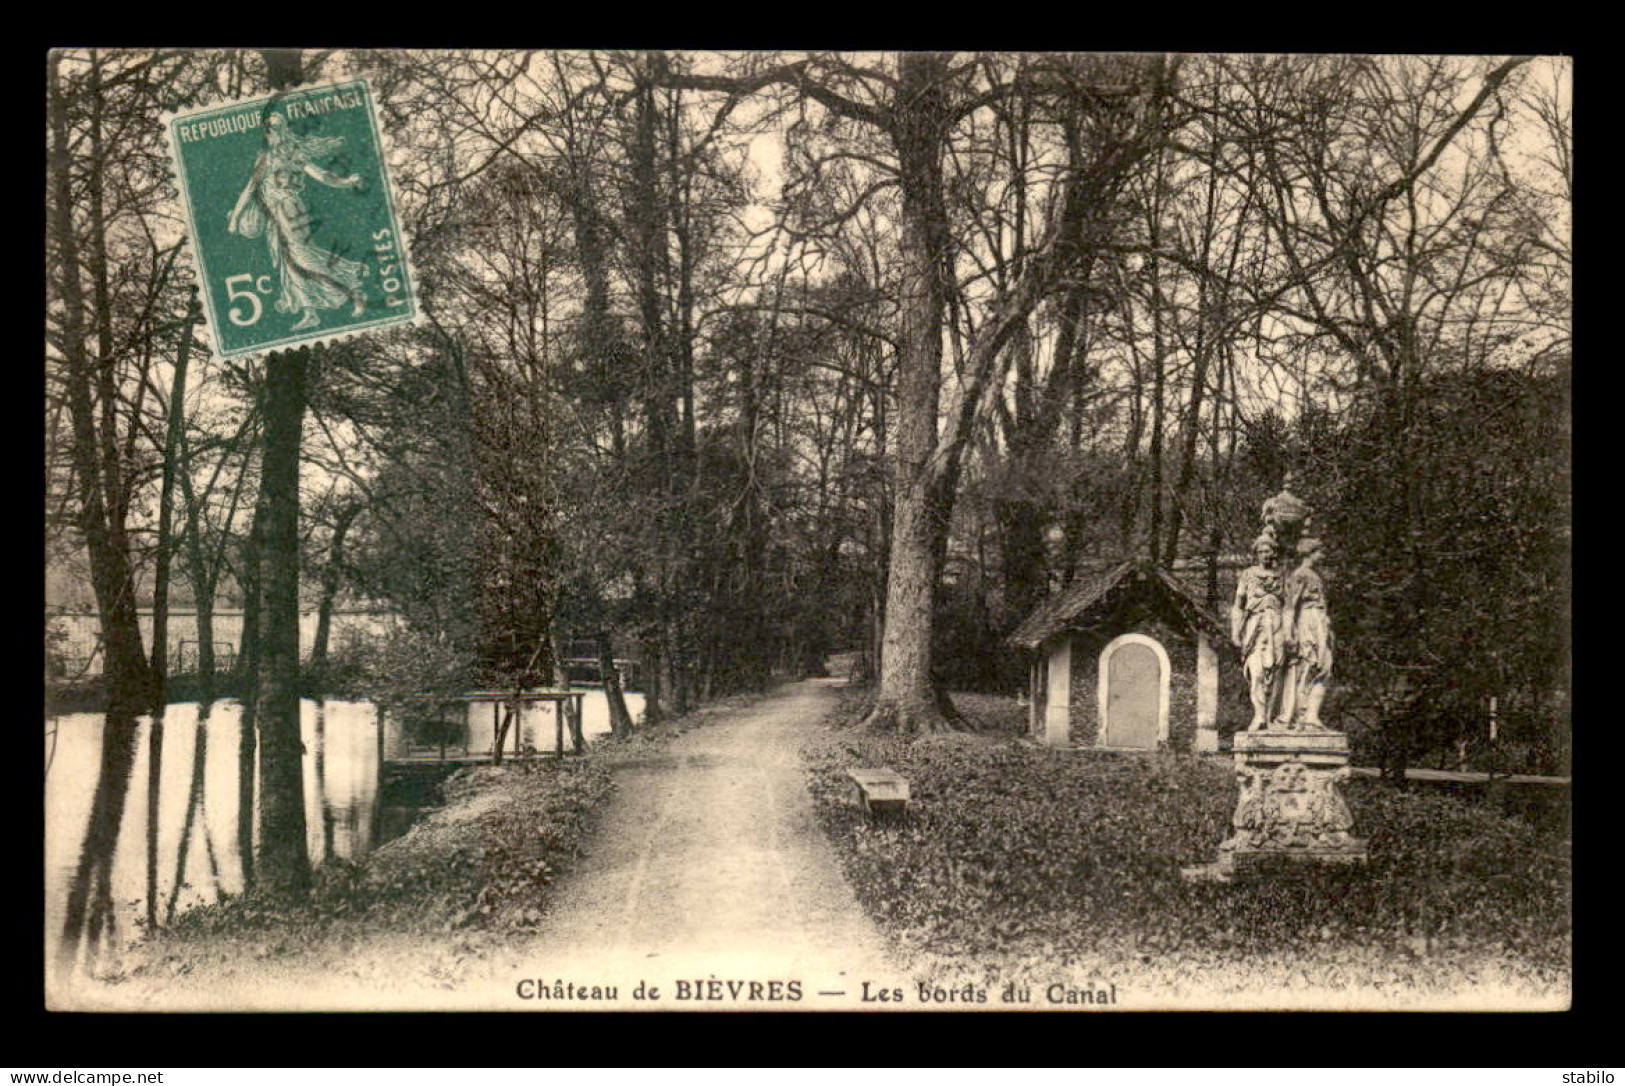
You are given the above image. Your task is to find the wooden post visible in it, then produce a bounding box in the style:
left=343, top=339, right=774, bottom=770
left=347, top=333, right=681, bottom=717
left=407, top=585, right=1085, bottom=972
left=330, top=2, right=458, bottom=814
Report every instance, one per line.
left=555, top=697, right=564, bottom=758
left=492, top=704, right=508, bottom=767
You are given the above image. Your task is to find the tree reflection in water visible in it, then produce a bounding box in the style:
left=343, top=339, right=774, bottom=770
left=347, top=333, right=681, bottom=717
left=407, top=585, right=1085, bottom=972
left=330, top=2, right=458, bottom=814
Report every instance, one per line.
left=58, top=710, right=140, bottom=977
left=48, top=694, right=618, bottom=979
left=144, top=707, right=164, bottom=931
left=50, top=698, right=393, bottom=978
left=165, top=699, right=219, bottom=925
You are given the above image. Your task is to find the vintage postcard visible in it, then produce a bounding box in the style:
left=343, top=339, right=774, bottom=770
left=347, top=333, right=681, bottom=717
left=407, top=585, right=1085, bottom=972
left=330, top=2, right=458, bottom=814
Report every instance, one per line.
left=45, top=49, right=1571, bottom=1013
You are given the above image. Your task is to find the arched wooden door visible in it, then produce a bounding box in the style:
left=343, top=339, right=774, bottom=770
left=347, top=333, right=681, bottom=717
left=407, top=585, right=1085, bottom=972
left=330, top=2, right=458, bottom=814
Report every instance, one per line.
left=1098, top=634, right=1169, bottom=749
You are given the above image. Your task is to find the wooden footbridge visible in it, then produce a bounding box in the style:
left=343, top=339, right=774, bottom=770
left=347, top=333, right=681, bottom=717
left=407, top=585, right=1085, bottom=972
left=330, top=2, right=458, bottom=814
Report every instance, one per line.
left=386, top=690, right=588, bottom=772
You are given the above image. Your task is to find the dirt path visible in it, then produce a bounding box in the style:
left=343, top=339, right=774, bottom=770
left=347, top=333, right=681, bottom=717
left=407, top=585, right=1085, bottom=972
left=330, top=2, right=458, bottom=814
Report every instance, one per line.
left=503, top=680, right=896, bottom=1002
left=67, top=680, right=896, bottom=1011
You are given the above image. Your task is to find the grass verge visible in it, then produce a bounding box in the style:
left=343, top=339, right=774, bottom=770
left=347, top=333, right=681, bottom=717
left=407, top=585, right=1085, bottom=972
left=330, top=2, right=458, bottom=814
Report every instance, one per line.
left=805, top=688, right=1570, bottom=1009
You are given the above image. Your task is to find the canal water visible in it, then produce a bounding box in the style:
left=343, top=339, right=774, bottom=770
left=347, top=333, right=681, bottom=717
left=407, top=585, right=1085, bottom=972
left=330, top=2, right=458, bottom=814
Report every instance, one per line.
left=45, top=690, right=644, bottom=960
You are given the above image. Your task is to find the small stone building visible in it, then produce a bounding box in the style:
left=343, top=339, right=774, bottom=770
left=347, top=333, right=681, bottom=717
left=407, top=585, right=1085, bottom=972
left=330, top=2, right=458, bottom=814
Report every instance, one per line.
left=1007, top=558, right=1242, bottom=752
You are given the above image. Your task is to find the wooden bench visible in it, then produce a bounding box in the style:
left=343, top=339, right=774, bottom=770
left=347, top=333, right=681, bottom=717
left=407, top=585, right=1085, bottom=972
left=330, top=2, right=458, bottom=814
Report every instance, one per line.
left=847, top=767, right=910, bottom=818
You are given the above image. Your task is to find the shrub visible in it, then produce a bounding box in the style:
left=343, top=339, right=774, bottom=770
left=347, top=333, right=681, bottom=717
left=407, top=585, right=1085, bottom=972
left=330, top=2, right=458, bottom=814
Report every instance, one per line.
left=168, top=759, right=614, bottom=940
left=348, top=625, right=477, bottom=745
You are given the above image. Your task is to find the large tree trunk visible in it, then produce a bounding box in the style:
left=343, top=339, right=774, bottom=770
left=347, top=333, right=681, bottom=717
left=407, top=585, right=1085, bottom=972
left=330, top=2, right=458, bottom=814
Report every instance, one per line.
left=865, top=54, right=956, bottom=733
left=872, top=484, right=948, bottom=729
left=247, top=48, right=312, bottom=899
left=867, top=53, right=1112, bottom=731
left=252, top=345, right=311, bottom=896
left=629, top=61, right=694, bottom=724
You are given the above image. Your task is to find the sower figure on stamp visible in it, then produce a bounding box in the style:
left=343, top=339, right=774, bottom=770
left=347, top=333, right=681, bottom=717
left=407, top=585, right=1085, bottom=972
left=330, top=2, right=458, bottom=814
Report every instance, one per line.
left=227, top=112, right=367, bottom=331
left=1231, top=529, right=1284, bottom=730
left=1278, top=536, right=1334, bottom=730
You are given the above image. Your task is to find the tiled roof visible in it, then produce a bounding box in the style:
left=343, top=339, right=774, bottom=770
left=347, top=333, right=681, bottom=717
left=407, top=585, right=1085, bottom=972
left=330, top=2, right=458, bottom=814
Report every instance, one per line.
left=1006, top=555, right=1232, bottom=650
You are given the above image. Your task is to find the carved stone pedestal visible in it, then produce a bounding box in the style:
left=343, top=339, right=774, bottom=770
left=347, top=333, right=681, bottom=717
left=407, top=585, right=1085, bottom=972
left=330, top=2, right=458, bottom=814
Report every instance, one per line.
left=1182, top=730, right=1367, bottom=882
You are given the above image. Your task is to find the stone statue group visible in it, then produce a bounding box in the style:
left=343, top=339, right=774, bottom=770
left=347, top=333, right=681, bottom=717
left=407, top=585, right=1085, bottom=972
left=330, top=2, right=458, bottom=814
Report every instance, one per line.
left=1187, top=470, right=1366, bottom=880
left=1230, top=472, right=1334, bottom=731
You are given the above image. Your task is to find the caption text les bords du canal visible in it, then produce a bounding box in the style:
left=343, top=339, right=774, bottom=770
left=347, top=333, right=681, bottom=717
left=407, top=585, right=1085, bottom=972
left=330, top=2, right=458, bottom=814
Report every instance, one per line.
left=515, top=977, right=1120, bottom=1005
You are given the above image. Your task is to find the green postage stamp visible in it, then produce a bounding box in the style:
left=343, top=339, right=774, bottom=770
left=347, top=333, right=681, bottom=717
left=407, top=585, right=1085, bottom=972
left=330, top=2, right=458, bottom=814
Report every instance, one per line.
left=165, top=79, right=419, bottom=358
